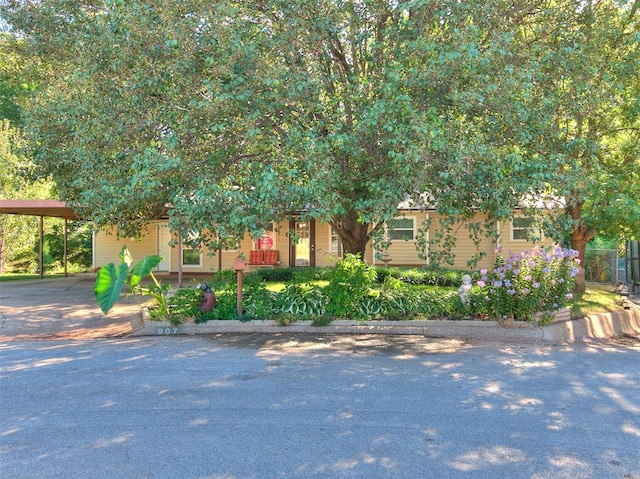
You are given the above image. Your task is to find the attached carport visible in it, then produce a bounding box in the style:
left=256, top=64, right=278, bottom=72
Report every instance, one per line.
left=0, top=199, right=80, bottom=278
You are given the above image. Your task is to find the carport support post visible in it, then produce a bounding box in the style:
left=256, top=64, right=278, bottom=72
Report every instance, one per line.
left=39, top=215, right=44, bottom=279
left=64, top=219, right=68, bottom=277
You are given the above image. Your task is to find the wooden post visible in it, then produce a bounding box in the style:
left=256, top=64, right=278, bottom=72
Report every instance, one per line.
left=234, top=257, right=246, bottom=316
left=64, top=218, right=68, bottom=277
left=39, top=215, right=44, bottom=279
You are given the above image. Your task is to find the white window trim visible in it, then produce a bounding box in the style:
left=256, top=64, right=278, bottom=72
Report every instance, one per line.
left=510, top=216, right=539, bottom=242
left=388, top=216, right=416, bottom=242
left=330, top=226, right=340, bottom=252
left=181, top=246, right=203, bottom=268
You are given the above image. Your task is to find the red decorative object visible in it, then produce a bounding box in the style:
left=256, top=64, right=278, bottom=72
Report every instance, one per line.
left=249, top=250, right=263, bottom=265
left=263, top=250, right=279, bottom=265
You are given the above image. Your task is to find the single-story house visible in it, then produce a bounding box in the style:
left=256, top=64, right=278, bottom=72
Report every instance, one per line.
left=0, top=199, right=554, bottom=276
left=93, top=209, right=552, bottom=273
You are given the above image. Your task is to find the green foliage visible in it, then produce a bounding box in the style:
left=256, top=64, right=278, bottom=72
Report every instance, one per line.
left=253, top=267, right=297, bottom=282
left=323, top=254, right=377, bottom=318
left=470, top=247, right=579, bottom=323
left=0, top=120, right=56, bottom=273
left=94, top=262, right=129, bottom=314
left=94, top=245, right=167, bottom=315
left=374, top=266, right=468, bottom=287
left=273, top=284, right=326, bottom=317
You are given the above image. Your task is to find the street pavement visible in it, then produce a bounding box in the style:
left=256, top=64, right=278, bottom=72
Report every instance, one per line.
left=1, top=333, right=639, bottom=479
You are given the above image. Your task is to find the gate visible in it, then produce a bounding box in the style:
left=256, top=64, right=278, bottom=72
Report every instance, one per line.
left=584, top=249, right=618, bottom=283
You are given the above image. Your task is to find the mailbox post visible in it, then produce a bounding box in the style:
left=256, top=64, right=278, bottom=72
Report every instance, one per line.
left=234, top=257, right=246, bottom=316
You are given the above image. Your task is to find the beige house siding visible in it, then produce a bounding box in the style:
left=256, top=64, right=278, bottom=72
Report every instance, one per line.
left=427, top=214, right=497, bottom=270
left=498, top=218, right=554, bottom=257
left=379, top=211, right=429, bottom=266
left=92, top=213, right=551, bottom=273
left=94, top=225, right=158, bottom=269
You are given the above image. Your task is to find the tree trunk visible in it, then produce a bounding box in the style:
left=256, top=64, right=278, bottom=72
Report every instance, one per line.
left=570, top=229, right=590, bottom=294
left=332, top=210, right=370, bottom=259
left=567, top=201, right=595, bottom=294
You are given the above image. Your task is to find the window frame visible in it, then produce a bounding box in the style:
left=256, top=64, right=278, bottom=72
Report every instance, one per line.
left=387, top=216, right=416, bottom=241
left=510, top=216, right=536, bottom=242
left=330, top=226, right=340, bottom=252
left=181, top=246, right=203, bottom=267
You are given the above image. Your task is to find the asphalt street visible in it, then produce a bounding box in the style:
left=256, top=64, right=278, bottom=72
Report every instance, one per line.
left=1, top=333, right=639, bottom=479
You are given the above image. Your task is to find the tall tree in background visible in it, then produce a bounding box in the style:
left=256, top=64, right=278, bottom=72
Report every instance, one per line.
left=0, top=34, right=50, bottom=273
left=0, top=120, right=54, bottom=273
left=517, top=1, right=640, bottom=292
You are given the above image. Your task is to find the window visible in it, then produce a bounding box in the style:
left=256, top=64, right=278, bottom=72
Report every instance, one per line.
left=182, top=247, right=202, bottom=266
left=330, top=226, right=340, bottom=251
left=388, top=217, right=415, bottom=241
left=511, top=217, right=535, bottom=241
left=182, top=230, right=203, bottom=266
left=255, top=223, right=276, bottom=250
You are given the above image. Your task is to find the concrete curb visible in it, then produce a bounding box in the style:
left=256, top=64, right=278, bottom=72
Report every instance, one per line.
left=130, top=305, right=640, bottom=344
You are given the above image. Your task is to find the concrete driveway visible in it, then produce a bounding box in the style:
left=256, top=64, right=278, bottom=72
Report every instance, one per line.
left=0, top=275, right=143, bottom=341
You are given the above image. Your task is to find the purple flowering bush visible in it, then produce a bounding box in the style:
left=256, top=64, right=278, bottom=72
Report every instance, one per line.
left=470, top=246, right=580, bottom=323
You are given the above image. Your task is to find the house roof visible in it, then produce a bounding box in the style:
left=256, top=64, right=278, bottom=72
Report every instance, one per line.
left=0, top=200, right=79, bottom=220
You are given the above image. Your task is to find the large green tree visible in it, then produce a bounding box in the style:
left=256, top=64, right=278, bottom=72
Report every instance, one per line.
left=2, top=1, right=637, bottom=284
left=1, top=0, right=551, bottom=256
left=0, top=34, right=52, bottom=273
left=514, top=1, right=640, bottom=292
left=0, top=120, right=55, bottom=273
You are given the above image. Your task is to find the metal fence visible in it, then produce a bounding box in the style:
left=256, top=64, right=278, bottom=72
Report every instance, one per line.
left=584, top=249, right=619, bottom=284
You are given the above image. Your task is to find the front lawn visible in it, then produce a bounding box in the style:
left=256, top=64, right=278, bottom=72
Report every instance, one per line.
left=571, top=284, right=626, bottom=318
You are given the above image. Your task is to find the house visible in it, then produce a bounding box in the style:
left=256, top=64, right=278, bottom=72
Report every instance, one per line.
left=93, top=208, right=553, bottom=274
left=0, top=199, right=553, bottom=277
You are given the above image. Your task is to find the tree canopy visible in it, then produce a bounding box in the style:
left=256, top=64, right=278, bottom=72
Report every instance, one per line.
left=2, top=0, right=639, bottom=290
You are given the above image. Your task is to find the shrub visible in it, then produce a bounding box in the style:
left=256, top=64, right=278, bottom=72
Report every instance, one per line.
left=324, top=254, right=377, bottom=318
left=471, top=246, right=579, bottom=322
left=254, top=267, right=297, bottom=282
left=373, top=266, right=469, bottom=287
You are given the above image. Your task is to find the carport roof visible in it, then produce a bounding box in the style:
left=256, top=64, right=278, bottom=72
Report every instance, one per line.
left=0, top=200, right=79, bottom=220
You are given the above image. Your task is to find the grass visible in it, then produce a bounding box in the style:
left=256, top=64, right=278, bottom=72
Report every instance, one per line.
left=571, top=284, right=626, bottom=318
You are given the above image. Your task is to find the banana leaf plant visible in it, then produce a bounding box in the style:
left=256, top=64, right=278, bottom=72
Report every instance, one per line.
left=94, top=245, right=169, bottom=315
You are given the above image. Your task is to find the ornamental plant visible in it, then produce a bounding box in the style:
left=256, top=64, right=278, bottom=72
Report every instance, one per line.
left=324, top=253, right=378, bottom=318
left=471, top=246, right=580, bottom=322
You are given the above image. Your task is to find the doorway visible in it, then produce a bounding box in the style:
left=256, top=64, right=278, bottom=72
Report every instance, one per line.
left=157, top=223, right=171, bottom=271
left=289, top=219, right=315, bottom=267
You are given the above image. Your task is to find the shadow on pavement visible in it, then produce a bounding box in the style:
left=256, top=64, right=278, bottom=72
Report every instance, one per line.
left=0, top=275, right=143, bottom=341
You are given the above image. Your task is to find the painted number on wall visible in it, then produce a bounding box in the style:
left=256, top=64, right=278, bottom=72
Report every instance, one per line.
left=157, top=327, right=180, bottom=335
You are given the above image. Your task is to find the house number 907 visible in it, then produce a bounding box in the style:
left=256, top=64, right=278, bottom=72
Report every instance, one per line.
left=157, top=327, right=180, bottom=335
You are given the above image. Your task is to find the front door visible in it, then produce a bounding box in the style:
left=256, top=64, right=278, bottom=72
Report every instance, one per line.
left=157, top=223, right=171, bottom=271
left=289, top=219, right=315, bottom=267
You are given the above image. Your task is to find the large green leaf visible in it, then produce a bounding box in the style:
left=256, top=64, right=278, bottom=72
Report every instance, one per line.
left=130, top=255, right=162, bottom=288
left=94, top=262, right=130, bottom=314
